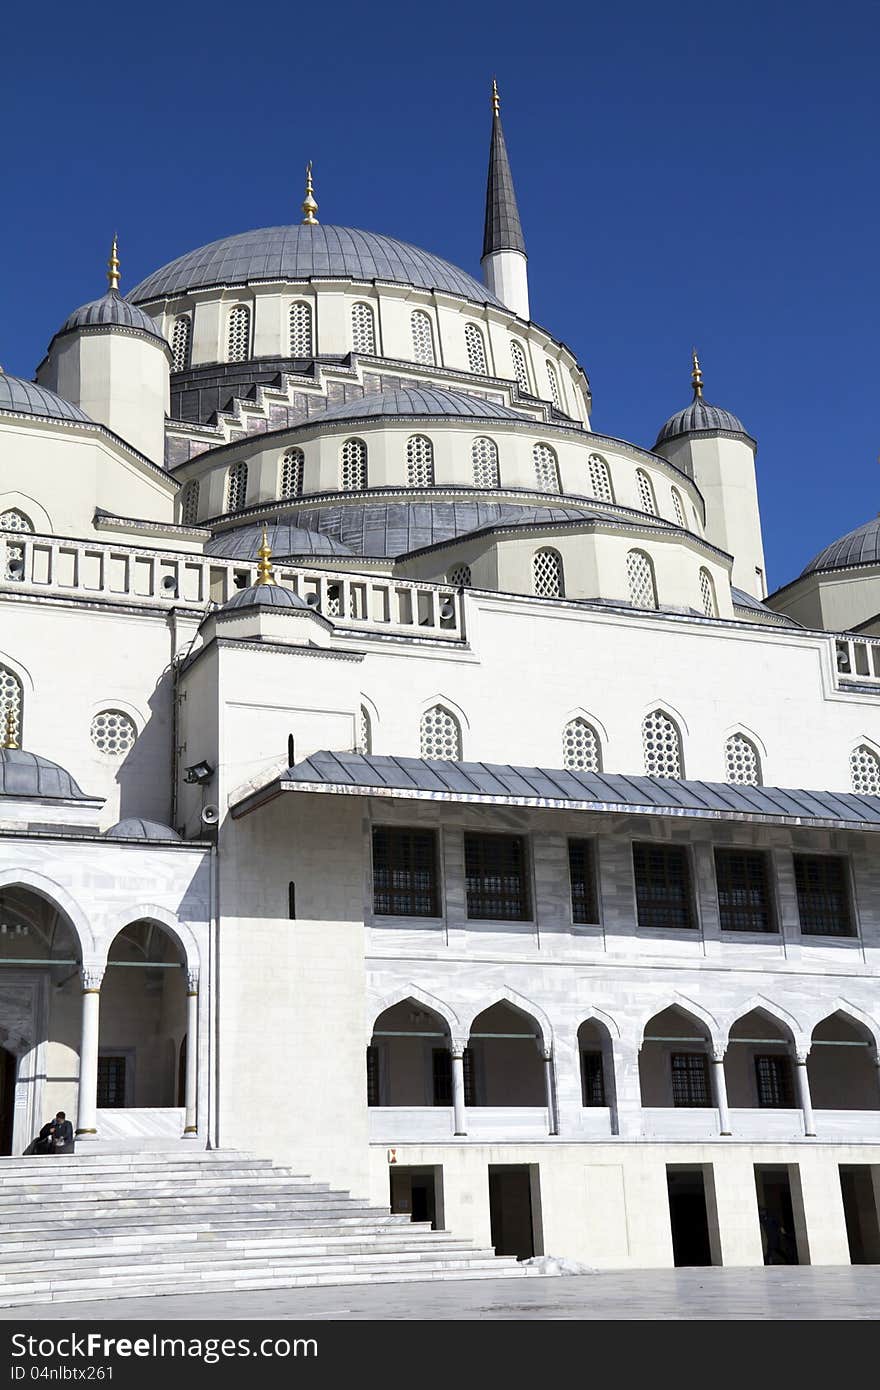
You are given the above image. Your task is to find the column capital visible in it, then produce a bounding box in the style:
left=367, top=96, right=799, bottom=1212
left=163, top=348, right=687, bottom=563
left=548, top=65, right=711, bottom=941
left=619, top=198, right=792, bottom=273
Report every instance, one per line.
left=449, top=1036, right=468, bottom=1058
left=185, top=968, right=199, bottom=995
left=80, top=966, right=104, bottom=993
left=541, top=1045, right=553, bottom=1062
left=711, top=1047, right=727, bottom=1064
left=794, top=1048, right=811, bottom=1065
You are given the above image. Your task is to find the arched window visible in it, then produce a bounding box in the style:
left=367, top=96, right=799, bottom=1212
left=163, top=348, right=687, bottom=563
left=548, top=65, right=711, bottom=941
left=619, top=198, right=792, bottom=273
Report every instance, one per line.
left=180, top=479, right=200, bottom=525
left=626, top=549, right=658, bottom=609
left=533, top=547, right=564, bottom=598
left=472, top=437, right=499, bottom=487
left=0, top=665, right=23, bottom=746
left=406, top=435, right=434, bottom=487
left=850, top=744, right=880, bottom=795
left=725, top=732, right=762, bottom=786
left=227, top=305, right=251, bottom=363
left=642, top=709, right=683, bottom=778
left=533, top=442, right=561, bottom=492
left=225, top=461, right=248, bottom=512
left=90, top=709, right=137, bottom=757
left=699, top=567, right=717, bottom=617
left=636, top=469, right=657, bottom=515
left=410, top=310, right=435, bottom=365
left=280, top=448, right=304, bottom=499
left=465, top=324, right=488, bottom=375
left=171, top=315, right=192, bottom=372
left=563, top=718, right=602, bottom=772
left=359, top=705, right=372, bottom=755
left=420, top=705, right=462, bottom=761
left=289, top=302, right=313, bottom=356
left=671, top=487, right=686, bottom=528
left=510, top=340, right=530, bottom=393
left=340, top=438, right=368, bottom=490
left=351, top=302, right=376, bottom=354
left=448, top=564, right=472, bottom=587
left=588, top=454, right=613, bottom=503
left=0, top=509, right=33, bottom=533
left=546, top=361, right=560, bottom=407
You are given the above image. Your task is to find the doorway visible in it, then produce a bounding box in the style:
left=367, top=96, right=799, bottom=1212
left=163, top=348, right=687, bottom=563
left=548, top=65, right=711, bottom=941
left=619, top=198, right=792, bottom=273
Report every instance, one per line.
left=666, top=1167, right=714, bottom=1266
left=389, top=1166, right=444, bottom=1229
left=754, top=1165, right=808, bottom=1264
left=488, top=1164, right=541, bottom=1259
left=0, top=1048, right=15, bottom=1156
left=839, top=1166, right=880, bottom=1263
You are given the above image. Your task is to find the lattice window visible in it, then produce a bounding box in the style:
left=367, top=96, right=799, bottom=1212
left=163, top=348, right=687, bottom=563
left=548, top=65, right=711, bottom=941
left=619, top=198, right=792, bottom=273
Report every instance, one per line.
left=632, top=842, right=694, bottom=928
left=0, top=666, right=23, bottom=746
left=563, top=718, right=602, bottom=772
left=569, top=839, right=599, bottom=923
left=472, top=436, right=499, bottom=487
left=464, top=832, right=530, bottom=920
left=533, top=442, right=561, bottom=492
left=588, top=454, right=613, bottom=503
left=465, top=324, right=488, bottom=375
left=714, top=848, right=775, bottom=932
left=0, top=509, right=33, bottom=533
left=850, top=744, right=880, bottom=795
left=533, top=548, right=564, bottom=598
left=180, top=480, right=200, bottom=525
left=410, top=310, right=435, bottom=365
left=359, top=705, right=372, bottom=755
left=671, top=487, right=686, bottom=528
left=755, top=1055, right=793, bottom=1108
left=351, top=302, right=376, bottom=354
left=289, top=302, right=313, bottom=356
left=420, top=705, right=462, bottom=761
left=546, top=361, right=560, bottom=406
left=340, top=438, right=368, bottom=490
left=448, top=564, right=472, bottom=587
left=225, top=461, right=248, bottom=511
left=671, top=1053, right=710, bottom=1107
left=581, top=1051, right=606, bottom=1106
left=90, top=709, right=137, bottom=757
left=626, top=549, right=657, bottom=609
left=406, top=435, right=434, bottom=487
left=171, top=316, right=191, bottom=372
left=642, top=709, right=683, bottom=778
left=280, top=449, right=304, bottom=499
left=636, top=469, right=657, bottom=514
left=793, top=854, right=854, bottom=936
left=227, top=305, right=250, bottom=363
left=510, top=340, right=530, bottom=393
left=372, top=827, right=439, bottom=917
left=699, top=568, right=717, bottom=617
left=725, top=732, right=761, bottom=785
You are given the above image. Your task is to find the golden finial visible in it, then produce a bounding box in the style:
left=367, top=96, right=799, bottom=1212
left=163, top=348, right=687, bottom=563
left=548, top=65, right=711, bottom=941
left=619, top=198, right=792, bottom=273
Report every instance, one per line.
left=255, top=524, right=274, bottom=586
left=107, top=234, right=120, bottom=292
left=691, top=348, right=704, bottom=400
left=2, top=710, right=17, bottom=751
left=301, top=162, right=319, bottom=226
left=492, top=77, right=501, bottom=115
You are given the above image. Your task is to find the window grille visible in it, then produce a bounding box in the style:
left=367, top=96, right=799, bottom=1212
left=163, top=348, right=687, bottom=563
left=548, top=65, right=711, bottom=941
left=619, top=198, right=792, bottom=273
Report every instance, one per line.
left=632, top=842, right=694, bottom=929
left=90, top=709, right=136, bottom=757
left=510, top=340, right=530, bottom=392
left=179, top=480, right=200, bottom=525
left=448, top=564, right=472, bottom=587
left=627, top=550, right=658, bottom=609
left=225, top=461, right=248, bottom=511
left=588, top=454, right=613, bottom=503
left=340, top=438, right=368, bottom=490
left=636, top=469, right=657, bottom=514
left=699, top=568, right=718, bottom=617
left=420, top=705, right=462, bottom=760
left=563, top=718, right=601, bottom=772
left=359, top=705, right=372, bottom=755
left=465, top=324, right=488, bottom=374
left=432, top=1048, right=452, bottom=1104
left=725, top=732, right=761, bottom=785
left=372, top=827, right=439, bottom=917
left=671, top=487, right=686, bottom=528
left=671, top=1053, right=710, bottom=1107
left=411, top=310, right=435, bottom=365
left=97, top=1056, right=126, bottom=1108
left=546, top=361, right=560, bottom=406
left=569, top=838, right=599, bottom=924
left=581, top=1051, right=606, bottom=1107
left=279, top=448, right=304, bottom=499
left=714, top=849, right=775, bottom=932
left=0, top=509, right=32, bottom=532
left=227, top=305, right=250, bottom=362
left=642, top=709, right=682, bottom=778
left=289, top=302, right=313, bottom=356
left=171, top=315, right=191, bottom=372
left=851, top=744, right=880, bottom=795
left=533, top=442, right=561, bottom=492
left=793, top=854, right=854, bottom=936
left=0, top=666, right=23, bottom=746
left=351, top=302, right=376, bottom=354
left=366, top=1046, right=380, bottom=1106
left=533, top=548, right=564, bottom=598
left=472, top=436, right=499, bottom=487
left=406, top=435, right=434, bottom=487
left=755, top=1054, right=793, bottom=1108
left=464, top=832, right=530, bottom=920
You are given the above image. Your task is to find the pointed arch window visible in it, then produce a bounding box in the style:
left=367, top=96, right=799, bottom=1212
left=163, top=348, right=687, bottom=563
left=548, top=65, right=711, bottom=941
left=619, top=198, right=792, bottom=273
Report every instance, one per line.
left=642, top=709, right=683, bottom=778
left=448, top=564, right=472, bottom=587
left=699, top=567, right=718, bottom=617
left=546, top=361, right=560, bottom=407
left=280, top=448, right=305, bottom=499
left=850, top=744, right=880, bottom=795
left=510, top=340, right=530, bottom=393
left=0, top=510, right=33, bottom=533
left=410, top=310, right=436, bottom=366
left=0, top=665, right=23, bottom=747
left=227, top=305, right=251, bottom=363
left=351, top=302, right=376, bottom=354
left=636, top=469, right=657, bottom=515
left=340, top=438, right=368, bottom=490
left=289, top=302, right=313, bottom=356
left=465, top=324, right=488, bottom=375
left=225, top=461, right=248, bottom=512
left=359, top=705, right=372, bottom=755
left=626, top=549, right=658, bottom=609
left=725, top=732, right=762, bottom=786
left=180, top=479, right=200, bottom=525
left=671, top=487, right=686, bottom=528
left=588, top=454, right=613, bottom=503
left=171, top=315, right=192, bottom=372
left=406, top=435, right=434, bottom=487
left=563, top=718, right=602, bottom=772
left=533, top=442, right=561, bottom=493
left=420, top=705, right=462, bottom=761
left=533, top=548, right=564, bottom=598
left=472, top=436, right=499, bottom=487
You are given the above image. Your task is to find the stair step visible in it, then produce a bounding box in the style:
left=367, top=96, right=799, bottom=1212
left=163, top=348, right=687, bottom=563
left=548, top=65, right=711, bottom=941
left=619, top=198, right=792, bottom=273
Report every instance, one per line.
left=0, top=1243, right=491, bottom=1278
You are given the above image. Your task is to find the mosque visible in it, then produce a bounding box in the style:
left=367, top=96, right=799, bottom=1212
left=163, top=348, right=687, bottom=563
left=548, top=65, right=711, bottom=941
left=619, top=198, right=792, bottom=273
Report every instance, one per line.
left=1, top=81, right=880, bottom=1288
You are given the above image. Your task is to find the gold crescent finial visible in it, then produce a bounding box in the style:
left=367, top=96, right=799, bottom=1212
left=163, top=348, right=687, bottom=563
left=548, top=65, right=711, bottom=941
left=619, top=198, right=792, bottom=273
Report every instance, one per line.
left=107, top=234, right=120, bottom=291
left=492, top=77, right=500, bottom=115
left=302, top=161, right=319, bottom=226
left=691, top=348, right=704, bottom=400
left=2, top=709, right=18, bottom=751
left=255, top=524, right=274, bottom=586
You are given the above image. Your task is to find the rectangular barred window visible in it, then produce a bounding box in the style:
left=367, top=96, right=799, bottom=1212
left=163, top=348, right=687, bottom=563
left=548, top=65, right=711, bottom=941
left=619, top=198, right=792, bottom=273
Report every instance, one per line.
left=632, top=842, right=695, bottom=930
left=581, top=1051, right=606, bottom=1107
left=432, top=1048, right=452, bottom=1105
left=464, top=833, right=531, bottom=921
left=569, top=839, right=599, bottom=924
left=366, top=1046, right=380, bottom=1107
left=793, top=854, right=854, bottom=936
left=97, top=1056, right=126, bottom=1108
left=755, top=1054, right=793, bottom=1107
left=372, top=828, right=439, bottom=917
left=714, top=848, right=776, bottom=933
left=670, top=1052, right=710, bottom=1107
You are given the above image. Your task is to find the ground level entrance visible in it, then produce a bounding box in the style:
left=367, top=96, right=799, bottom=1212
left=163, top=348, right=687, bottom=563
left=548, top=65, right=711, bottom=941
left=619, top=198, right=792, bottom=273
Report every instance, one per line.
left=488, top=1164, right=541, bottom=1259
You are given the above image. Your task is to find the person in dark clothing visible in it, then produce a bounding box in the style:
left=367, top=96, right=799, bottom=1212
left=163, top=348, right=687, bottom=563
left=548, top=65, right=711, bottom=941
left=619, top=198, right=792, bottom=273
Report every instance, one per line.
left=32, top=1112, right=74, bottom=1156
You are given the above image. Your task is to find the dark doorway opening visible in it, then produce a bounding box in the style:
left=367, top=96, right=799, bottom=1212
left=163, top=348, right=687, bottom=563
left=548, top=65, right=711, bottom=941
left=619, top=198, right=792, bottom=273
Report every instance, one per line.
left=488, top=1164, right=540, bottom=1259
left=0, top=1048, right=15, bottom=1156
left=754, top=1165, right=807, bottom=1264
left=666, top=1167, right=713, bottom=1266
left=389, top=1166, right=443, bottom=1229
left=839, top=1166, right=880, bottom=1263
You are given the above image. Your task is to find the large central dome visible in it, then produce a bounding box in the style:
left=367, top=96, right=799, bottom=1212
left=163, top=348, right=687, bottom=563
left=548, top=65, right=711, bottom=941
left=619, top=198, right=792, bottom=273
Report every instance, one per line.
left=129, top=225, right=502, bottom=308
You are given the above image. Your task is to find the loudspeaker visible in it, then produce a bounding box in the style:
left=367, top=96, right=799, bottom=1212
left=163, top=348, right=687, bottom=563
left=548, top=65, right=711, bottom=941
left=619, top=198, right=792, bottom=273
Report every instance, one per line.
left=161, top=574, right=178, bottom=595
left=6, top=557, right=24, bottom=577
left=439, top=597, right=456, bottom=620
left=200, top=805, right=220, bottom=827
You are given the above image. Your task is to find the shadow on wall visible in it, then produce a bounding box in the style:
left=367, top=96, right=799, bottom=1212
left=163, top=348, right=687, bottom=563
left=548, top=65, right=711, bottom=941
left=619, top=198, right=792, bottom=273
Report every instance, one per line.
left=114, top=667, right=175, bottom=824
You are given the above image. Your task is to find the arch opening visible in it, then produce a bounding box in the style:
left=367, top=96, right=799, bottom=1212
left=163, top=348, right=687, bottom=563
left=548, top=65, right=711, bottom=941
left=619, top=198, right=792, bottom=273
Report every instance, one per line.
left=98, top=920, right=187, bottom=1110
left=724, top=1009, right=797, bottom=1110
left=466, top=1001, right=544, bottom=1107
left=367, top=999, right=452, bottom=1108
left=808, top=1013, right=880, bottom=1111
left=639, top=1006, right=713, bottom=1109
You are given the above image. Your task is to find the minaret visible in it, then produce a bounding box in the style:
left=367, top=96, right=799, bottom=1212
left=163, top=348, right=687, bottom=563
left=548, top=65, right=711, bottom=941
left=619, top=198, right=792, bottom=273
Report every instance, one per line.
left=481, top=79, right=529, bottom=320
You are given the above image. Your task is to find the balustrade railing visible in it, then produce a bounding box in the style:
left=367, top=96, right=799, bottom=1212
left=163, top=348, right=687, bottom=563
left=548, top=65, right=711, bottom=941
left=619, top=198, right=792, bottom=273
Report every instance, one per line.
left=835, top=637, right=880, bottom=687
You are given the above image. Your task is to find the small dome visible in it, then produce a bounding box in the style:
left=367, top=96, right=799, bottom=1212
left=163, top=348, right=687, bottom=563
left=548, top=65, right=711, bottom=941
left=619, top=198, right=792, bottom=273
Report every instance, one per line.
left=205, top=522, right=353, bottom=561
left=310, top=385, right=530, bottom=424
left=801, top=516, right=880, bottom=576
left=105, top=818, right=181, bottom=841
left=59, top=289, right=167, bottom=344
left=221, top=582, right=312, bottom=612
left=0, top=748, right=91, bottom=800
left=654, top=397, right=749, bottom=449
left=0, top=372, right=92, bottom=424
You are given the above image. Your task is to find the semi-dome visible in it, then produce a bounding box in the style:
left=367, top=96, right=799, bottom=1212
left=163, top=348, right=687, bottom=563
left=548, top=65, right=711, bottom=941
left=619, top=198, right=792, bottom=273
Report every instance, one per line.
left=129, top=225, right=503, bottom=308
left=0, top=747, right=92, bottom=800
left=221, top=582, right=312, bottom=612
left=310, top=385, right=531, bottom=424
left=801, top=516, right=880, bottom=576
left=59, top=289, right=167, bottom=344
left=0, top=371, right=92, bottom=424
left=105, top=818, right=181, bottom=841
left=205, top=522, right=354, bottom=560
left=654, top=398, right=749, bottom=449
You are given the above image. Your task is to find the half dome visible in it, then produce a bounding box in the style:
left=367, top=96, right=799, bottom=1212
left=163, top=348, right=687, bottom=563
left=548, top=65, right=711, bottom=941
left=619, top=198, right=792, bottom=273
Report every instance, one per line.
left=205, top=522, right=353, bottom=560
left=0, top=748, right=92, bottom=800
left=105, top=818, right=182, bottom=841
left=310, top=385, right=531, bottom=424
left=801, top=516, right=880, bottom=576
left=0, top=372, right=92, bottom=424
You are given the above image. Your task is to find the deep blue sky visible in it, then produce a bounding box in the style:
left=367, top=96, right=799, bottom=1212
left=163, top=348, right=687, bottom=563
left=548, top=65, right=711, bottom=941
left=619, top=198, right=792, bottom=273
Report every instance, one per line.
left=3, top=0, right=878, bottom=589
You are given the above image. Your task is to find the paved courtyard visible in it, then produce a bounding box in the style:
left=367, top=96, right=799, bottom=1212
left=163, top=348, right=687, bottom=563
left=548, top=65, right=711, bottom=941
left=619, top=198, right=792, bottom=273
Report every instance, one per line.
left=1, top=1267, right=878, bottom=1320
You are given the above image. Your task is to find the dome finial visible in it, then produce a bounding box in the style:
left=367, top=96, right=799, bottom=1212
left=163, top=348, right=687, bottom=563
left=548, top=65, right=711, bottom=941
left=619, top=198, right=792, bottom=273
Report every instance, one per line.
left=2, top=709, right=18, bottom=751
left=107, top=234, right=120, bottom=292
left=255, top=524, right=274, bottom=586
left=302, top=162, right=319, bottom=226
left=492, top=77, right=500, bottom=115
left=691, top=348, right=704, bottom=400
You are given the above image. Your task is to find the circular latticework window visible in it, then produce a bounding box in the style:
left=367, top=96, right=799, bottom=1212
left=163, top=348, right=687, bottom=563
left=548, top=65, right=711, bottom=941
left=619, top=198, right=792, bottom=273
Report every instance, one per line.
left=850, top=745, right=880, bottom=795
left=472, top=437, right=499, bottom=487
left=725, top=733, right=761, bottom=786
left=90, top=710, right=137, bottom=757
left=563, top=719, right=601, bottom=772
left=642, top=710, right=682, bottom=778
left=420, top=706, right=462, bottom=761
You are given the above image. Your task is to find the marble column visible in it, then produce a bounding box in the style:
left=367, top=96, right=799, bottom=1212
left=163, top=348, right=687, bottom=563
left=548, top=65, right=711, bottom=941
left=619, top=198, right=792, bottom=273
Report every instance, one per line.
left=543, top=1047, right=558, bottom=1136
left=76, top=967, right=104, bottom=1138
left=184, top=970, right=199, bottom=1136
left=450, top=1039, right=467, bottom=1136
left=711, top=1050, right=732, bottom=1136
left=795, top=1051, right=816, bottom=1136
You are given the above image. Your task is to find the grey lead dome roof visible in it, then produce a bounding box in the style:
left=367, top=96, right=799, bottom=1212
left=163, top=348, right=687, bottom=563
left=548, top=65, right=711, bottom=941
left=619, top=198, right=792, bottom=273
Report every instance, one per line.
left=801, top=516, right=880, bottom=576
left=59, top=289, right=167, bottom=343
left=0, top=372, right=92, bottom=424
left=221, top=583, right=311, bottom=612
left=105, top=818, right=181, bottom=841
left=129, top=225, right=503, bottom=308
left=654, top=398, right=749, bottom=448
left=311, top=385, right=530, bottom=424
left=0, top=748, right=92, bottom=800
left=205, top=522, right=353, bottom=560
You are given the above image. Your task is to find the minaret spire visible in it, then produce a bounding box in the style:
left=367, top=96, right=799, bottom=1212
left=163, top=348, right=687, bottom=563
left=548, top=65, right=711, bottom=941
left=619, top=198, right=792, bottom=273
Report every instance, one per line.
left=107, top=234, right=120, bottom=292
left=691, top=349, right=704, bottom=400
left=255, top=524, right=274, bottom=586
left=481, top=79, right=529, bottom=319
left=301, top=162, right=319, bottom=226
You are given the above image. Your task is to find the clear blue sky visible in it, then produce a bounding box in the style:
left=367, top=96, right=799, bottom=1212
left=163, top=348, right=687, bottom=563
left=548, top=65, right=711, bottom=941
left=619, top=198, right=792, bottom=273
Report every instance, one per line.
left=3, top=0, right=878, bottom=589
